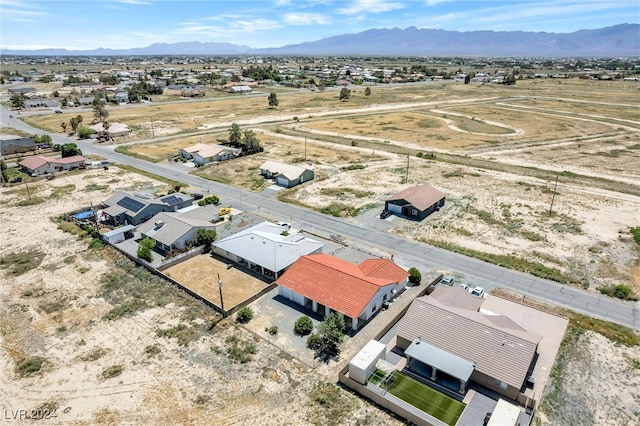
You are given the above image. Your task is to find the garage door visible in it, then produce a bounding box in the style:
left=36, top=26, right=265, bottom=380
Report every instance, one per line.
left=279, top=287, right=292, bottom=300
left=276, top=176, right=288, bottom=186
left=388, top=203, right=402, bottom=214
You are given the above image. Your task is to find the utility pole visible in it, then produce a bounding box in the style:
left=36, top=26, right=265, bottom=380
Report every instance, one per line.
left=217, top=273, right=225, bottom=317
left=548, top=175, right=559, bottom=217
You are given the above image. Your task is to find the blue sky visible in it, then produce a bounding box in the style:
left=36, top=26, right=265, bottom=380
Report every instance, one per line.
left=1, top=0, right=638, bottom=50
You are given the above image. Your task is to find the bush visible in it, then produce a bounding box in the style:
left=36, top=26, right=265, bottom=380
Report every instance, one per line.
left=306, top=333, right=322, bottom=350
left=631, top=227, right=640, bottom=245
left=225, top=334, right=257, bottom=363
left=598, top=284, right=638, bottom=301
left=408, top=267, right=422, bottom=284
left=198, top=195, right=220, bottom=206
left=88, top=238, right=104, bottom=250
left=265, top=326, right=278, bottom=335
left=236, top=306, right=254, bottom=324
left=16, top=357, right=44, bottom=376
left=294, top=315, right=314, bottom=336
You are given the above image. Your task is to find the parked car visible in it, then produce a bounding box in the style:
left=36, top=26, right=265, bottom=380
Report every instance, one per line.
left=440, top=275, right=455, bottom=286
left=379, top=210, right=392, bottom=219
left=191, top=193, right=204, bottom=200
left=459, top=283, right=469, bottom=291
left=469, top=286, right=486, bottom=298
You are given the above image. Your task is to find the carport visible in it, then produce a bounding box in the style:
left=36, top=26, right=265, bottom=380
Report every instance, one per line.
left=405, top=338, right=475, bottom=393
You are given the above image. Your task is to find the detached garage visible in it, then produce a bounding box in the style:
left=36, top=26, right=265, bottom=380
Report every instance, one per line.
left=385, top=185, right=445, bottom=221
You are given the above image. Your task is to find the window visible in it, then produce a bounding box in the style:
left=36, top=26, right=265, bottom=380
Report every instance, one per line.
left=412, top=209, right=418, bottom=216
left=372, top=304, right=377, bottom=312
left=494, top=379, right=508, bottom=390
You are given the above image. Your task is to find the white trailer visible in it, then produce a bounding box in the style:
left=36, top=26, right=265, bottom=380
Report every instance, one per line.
left=349, top=340, right=386, bottom=385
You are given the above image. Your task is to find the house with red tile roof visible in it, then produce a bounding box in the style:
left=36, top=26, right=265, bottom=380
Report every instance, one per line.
left=385, top=185, right=445, bottom=221
left=276, top=254, right=409, bottom=331
left=18, top=155, right=87, bottom=176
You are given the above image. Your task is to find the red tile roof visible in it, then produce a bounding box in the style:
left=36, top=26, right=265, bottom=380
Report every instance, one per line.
left=276, top=254, right=406, bottom=319
left=386, top=185, right=445, bottom=210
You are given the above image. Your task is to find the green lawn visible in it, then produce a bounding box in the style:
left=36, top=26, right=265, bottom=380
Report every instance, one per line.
left=384, top=371, right=465, bottom=426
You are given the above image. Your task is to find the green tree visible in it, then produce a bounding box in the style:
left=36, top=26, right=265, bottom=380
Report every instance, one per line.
left=242, top=129, right=260, bottom=151
left=69, top=115, right=83, bottom=133
left=294, top=316, right=314, bottom=336
left=60, top=143, right=83, bottom=157
left=32, top=134, right=52, bottom=144
left=339, top=87, right=351, bottom=102
left=194, top=228, right=216, bottom=249
left=198, top=195, right=220, bottom=206
left=364, top=86, right=371, bottom=97
left=60, top=122, right=68, bottom=133
left=10, top=93, right=26, bottom=109
left=228, top=123, right=242, bottom=146
left=267, top=92, right=278, bottom=108
left=408, top=267, right=422, bottom=284
left=308, top=312, right=345, bottom=360
left=137, top=237, right=155, bottom=262
left=76, top=126, right=94, bottom=140
left=236, top=306, right=254, bottom=324
left=92, top=96, right=109, bottom=123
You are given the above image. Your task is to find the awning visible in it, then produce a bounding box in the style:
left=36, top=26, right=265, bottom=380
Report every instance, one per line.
left=405, top=338, right=475, bottom=382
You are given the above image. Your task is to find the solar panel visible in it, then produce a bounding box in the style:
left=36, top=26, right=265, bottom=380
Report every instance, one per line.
left=161, top=195, right=182, bottom=205
left=117, top=196, right=145, bottom=212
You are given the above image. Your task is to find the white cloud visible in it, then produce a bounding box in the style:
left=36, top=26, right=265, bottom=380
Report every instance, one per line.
left=0, top=1, right=47, bottom=21
left=338, top=0, right=405, bottom=15
left=275, top=0, right=291, bottom=5
left=284, top=12, right=329, bottom=25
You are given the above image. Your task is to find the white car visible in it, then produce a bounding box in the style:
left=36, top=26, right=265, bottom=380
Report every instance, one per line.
left=440, top=275, right=455, bottom=286
left=469, top=286, right=486, bottom=298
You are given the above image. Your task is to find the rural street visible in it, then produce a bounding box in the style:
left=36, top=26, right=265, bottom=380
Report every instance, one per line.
left=2, top=104, right=639, bottom=331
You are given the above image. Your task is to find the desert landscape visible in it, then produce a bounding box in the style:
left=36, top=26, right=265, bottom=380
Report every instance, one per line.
left=2, top=74, right=639, bottom=426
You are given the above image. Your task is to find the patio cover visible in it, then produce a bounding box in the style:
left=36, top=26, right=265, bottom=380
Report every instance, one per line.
left=405, top=338, right=475, bottom=382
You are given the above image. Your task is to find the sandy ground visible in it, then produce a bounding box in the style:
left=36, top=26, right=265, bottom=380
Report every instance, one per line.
left=163, top=255, right=269, bottom=309
left=0, top=169, right=401, bottom=426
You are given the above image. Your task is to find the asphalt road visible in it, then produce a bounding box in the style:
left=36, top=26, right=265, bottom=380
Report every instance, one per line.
left=2, top=104, right=638, bottom=331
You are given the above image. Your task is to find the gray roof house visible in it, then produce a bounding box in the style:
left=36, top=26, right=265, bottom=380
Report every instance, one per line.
left=0, top=137, right=36, bottom=157
left=212, top=221, right=324, bottom=279
left=137, top=205, right=218, bottom=254
left=396, top=286, right=541, bottom=400
left=102, top=191, right=193, bottom=226
left=385, top=185, right=445, bottom=221
left=260, top=160, right=314, bottom=188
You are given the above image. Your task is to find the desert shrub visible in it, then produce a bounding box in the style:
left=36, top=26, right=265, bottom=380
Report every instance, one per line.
left=294, top=316, right=314, bottom=336
left=144, top=345, right=161, bottom=357
left=0, top=250, right=45, bottom=276
left=598, top=284, right=638, bottom=301
left=16, top=357, right=44, bottom=376
left=100, top=365, right=124, bottom=380
left=236, top=306, right=254, bottom=324
left=341, top=164, right=365, bottom=171
left=156, top=323, right=201, bottom=346
left=225, top=334, right=257, bottom=363
left=88, top=238, right=104, bottom=250
left=265, top=326, right=279, bottom=335
left=408, top=267, right=422, bottom=284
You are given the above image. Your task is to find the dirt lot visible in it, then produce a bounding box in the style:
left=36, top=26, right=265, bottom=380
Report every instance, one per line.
left=163, top=255, right=269, bottom=309
left=0, top=169, right=401, bottom=425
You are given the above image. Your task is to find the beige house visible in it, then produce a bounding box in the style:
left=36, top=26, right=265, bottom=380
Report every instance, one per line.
left=179, top=143, right=241, bottom=165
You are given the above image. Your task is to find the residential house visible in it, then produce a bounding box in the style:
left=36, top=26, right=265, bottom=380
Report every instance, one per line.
left=229, top=85, right=253, bottom=93
left=114, top=91, right=129, bottom=103
left=260, top=160, right=314, bottom=188
left=137, top=205, right=219, bottom=254
left=396, top=286, right=541, bottom=400
left=24, top=99, right=60, bottom=109
left=18, top=155, right=86, bottom=175
left=1, top=137, right=36, bottom=157
left=276, top=254, right=409, bottom=330
left=212, top=221, right=324, bottom=279
left=179, top=143, right=241, bottom=165
left=102, top=191, right=193, bottom=226
left=385, top=185, right=445, bottom=221
left=89, top=122, right=131, bottom=138
left=8, top=86, right=34, bottom=94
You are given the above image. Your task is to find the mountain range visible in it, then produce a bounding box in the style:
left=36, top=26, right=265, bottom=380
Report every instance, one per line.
left=2, top=24, right=638, bottom=57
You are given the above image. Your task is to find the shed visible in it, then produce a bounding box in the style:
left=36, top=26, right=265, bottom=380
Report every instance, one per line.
left=487, top=399, right=520, bottom=426
left=349, top=340, right=387, bottom=385
left=103, top=225, right=135, bottom=244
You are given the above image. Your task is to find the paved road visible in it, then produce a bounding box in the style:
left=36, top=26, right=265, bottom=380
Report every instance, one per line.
left=2, top=104, right=638, bottom=330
